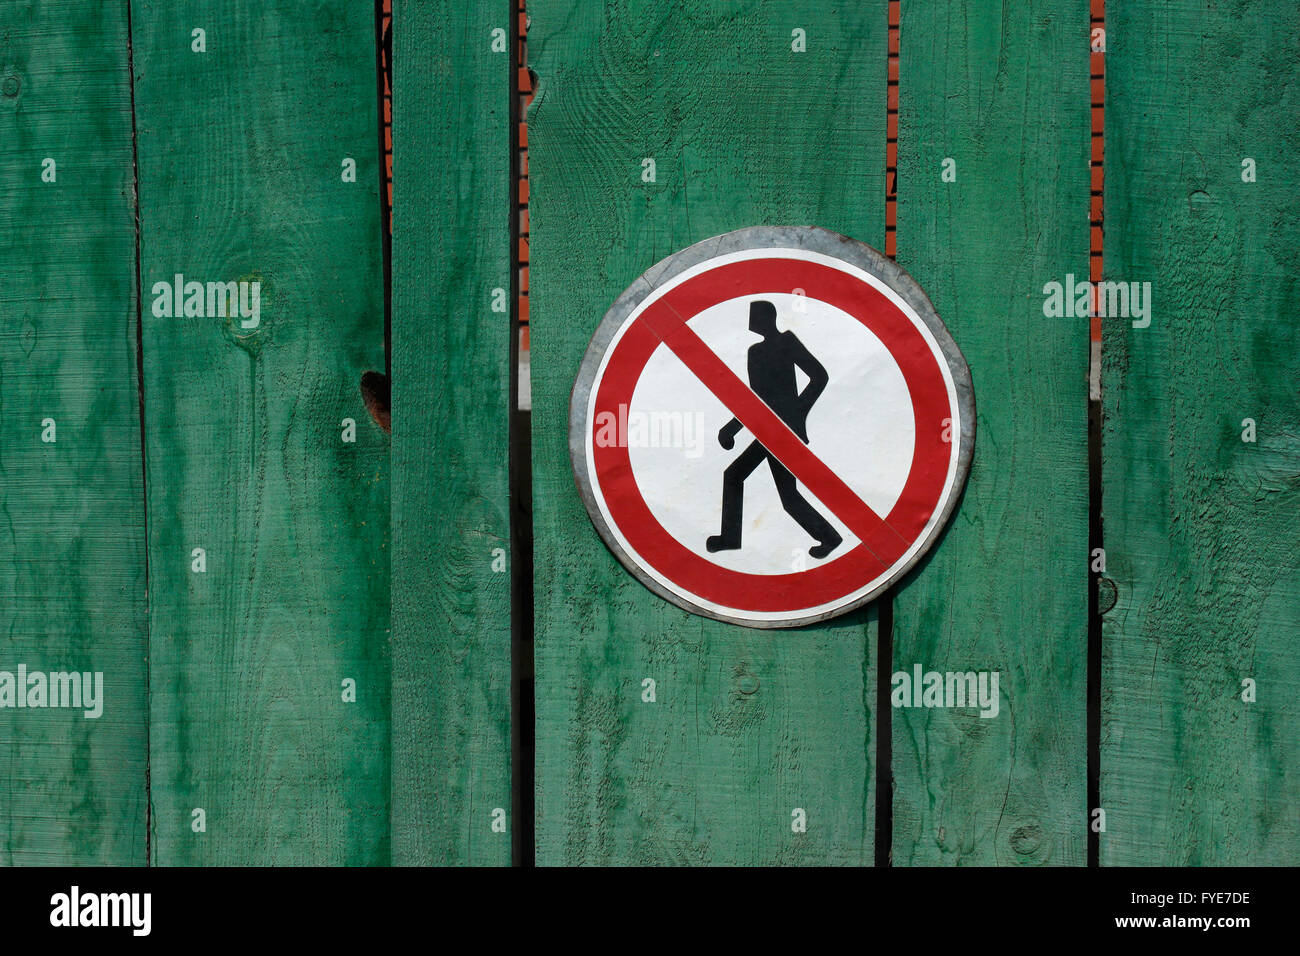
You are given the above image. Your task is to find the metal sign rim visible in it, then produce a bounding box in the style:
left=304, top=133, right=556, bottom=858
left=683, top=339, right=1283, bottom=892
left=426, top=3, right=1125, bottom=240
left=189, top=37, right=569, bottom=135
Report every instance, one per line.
left=568, top=224, right=976, bottom=629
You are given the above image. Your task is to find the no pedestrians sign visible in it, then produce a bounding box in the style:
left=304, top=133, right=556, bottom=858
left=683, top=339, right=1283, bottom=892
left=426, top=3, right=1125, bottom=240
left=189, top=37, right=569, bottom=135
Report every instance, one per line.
left=570, top=226, right=974, bottom=628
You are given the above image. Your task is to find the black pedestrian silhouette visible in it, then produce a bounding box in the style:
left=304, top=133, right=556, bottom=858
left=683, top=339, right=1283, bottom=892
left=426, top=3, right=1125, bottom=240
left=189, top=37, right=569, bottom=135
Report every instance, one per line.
left=707, top=300, right=843, bottom=559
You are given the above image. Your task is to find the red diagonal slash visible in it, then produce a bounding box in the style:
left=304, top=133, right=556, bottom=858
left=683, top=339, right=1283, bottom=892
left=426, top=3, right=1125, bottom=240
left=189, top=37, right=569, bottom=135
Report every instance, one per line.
left=641, top=303, right=912, bottom=570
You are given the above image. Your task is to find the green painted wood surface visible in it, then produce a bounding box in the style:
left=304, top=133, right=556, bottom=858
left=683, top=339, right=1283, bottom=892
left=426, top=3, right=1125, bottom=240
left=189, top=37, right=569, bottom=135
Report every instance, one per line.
left=0, top=0, right=148, bottom=865
left=131, top=1, right=389, bottom=864
left=529, top=1, right=885, bottom=865
left=890, top=0, right=1091, bottom=865
left=390, top=0, right=514, bottom=866
left=1100, top=0, right=1300, bottom=866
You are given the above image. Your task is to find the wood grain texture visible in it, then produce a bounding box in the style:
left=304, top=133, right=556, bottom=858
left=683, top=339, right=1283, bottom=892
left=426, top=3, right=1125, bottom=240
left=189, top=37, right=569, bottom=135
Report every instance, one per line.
left=0, top=0, right=147, bottom=865
left=528, top=1, right=884, bottom=865
left=1100, top=0, right=1300, bottom=865
left=132, top=1, right=389, bottom=864
left=390, top=0, right=514, bottom=866
left=891, top=0, right=1091, bottom=865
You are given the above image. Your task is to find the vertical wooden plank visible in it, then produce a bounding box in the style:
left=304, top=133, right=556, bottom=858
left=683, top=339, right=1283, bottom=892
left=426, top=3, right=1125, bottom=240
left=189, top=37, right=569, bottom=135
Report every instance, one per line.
left=892, top=1, right=1091, bottom=865
left=1101, top=0, right=1300, bottom=865
left=529, top=1, right=885, bottom=865
left=390, top=1, right=514, bottom=865
left=0, top=0, right=147, bottom=865
left=132, top=1, right=389, bottom=864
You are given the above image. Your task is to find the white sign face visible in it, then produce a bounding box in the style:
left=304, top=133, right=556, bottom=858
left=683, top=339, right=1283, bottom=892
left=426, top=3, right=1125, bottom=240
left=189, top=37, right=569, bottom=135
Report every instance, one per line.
left=570, top=226, right=975, bottom=628
left=627, top=292, right=916, bottom=576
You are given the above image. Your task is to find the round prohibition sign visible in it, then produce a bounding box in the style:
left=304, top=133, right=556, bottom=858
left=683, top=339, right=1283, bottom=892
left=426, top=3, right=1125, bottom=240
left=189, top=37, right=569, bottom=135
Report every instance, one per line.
left=570, top=226, right=975, bottom=628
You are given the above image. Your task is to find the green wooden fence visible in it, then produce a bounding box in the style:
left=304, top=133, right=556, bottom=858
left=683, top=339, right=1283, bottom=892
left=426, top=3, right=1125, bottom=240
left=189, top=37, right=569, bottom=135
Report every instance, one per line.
left=391, top=0, right=514, bottom=866
left=0, top=0, right=147, bottom=865
left=1100, top=0, right=1299, bottom=866
left=888, top=0, right=1091, bottom=866
left=0, top=0, right=1294, bottom=866
left=527, top=0, right=886, bottom=867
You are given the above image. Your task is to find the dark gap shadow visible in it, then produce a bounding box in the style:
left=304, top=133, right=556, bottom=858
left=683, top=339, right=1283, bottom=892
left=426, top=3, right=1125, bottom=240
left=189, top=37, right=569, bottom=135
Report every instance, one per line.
left=363, top=2, right=392, bottom=433
left=510, top=0, right=535, bottom=868
left=875, top=591, right=893, bottom=866
left=1088, top=397, right=1102, bottom=867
